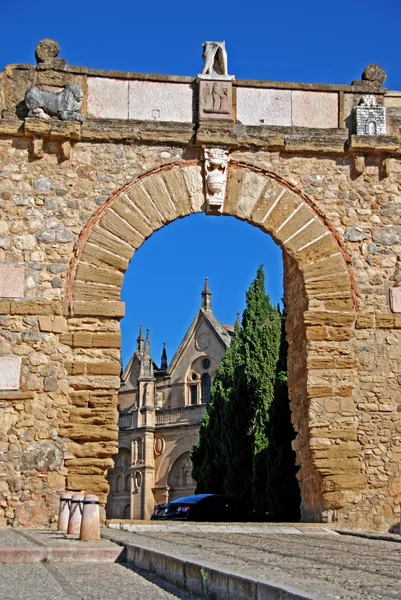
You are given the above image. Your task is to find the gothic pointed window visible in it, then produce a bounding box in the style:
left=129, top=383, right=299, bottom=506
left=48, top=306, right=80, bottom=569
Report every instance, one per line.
left=201, top=373, right=211, bottom=403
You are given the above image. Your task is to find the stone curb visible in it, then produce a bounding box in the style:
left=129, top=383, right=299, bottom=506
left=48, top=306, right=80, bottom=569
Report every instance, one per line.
left=104, top=534, right=330, bottom=600
left=336, top=529, right=401, bottom=543
left=0, top=545, right=123, bottom=564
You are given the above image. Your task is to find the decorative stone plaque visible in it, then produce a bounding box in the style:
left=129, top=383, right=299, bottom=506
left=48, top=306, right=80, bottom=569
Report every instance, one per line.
left=198, top=78, right=233, bottom=120
left=355, top=95, right=386, bottom=136
left=0, top=356, right=21, bottom=390
left=390, top=287, right=401, bottom=313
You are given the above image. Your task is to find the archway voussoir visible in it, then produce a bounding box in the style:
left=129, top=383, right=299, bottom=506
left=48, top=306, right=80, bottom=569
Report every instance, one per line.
left=81, top=242, right=129, bottom=273
left=126, top=186, right=165, bottom=229
left=76, top=263, right=124, bottom=288
left=263, top=190, right=302, bottom=234
left=88, top=226, right=134, bottom=261
left=303, top=254, right=345, bottom=280
left=73, top=281, right=121, bottom=301
left=250, top=180, right=286, bottom=226
left=161, top=168, right=192, bottom=218
left=181, top=165, right=204, bottom=213
left=296, top=233, right=340, bottom=266
left=223, top=166, right=245, bottom=215
left=285, top=219, right=328, bottom=254
left=100, top=210, right=144, bottom=249
left=274, top=203, right=315, bottom=246
left=305, top=274, right=352, bottom=296
left=142, top=173, right=179, bottom=223
left=112, top=194, right=154, bottom=238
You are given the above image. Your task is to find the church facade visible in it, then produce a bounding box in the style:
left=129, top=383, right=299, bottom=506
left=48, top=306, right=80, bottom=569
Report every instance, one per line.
left=106, top=280, right=233, bottom=520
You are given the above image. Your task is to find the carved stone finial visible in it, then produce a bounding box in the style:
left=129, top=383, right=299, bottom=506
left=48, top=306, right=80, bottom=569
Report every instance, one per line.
left=352, top=63, right=386, bottom=90
left=362, top=64, right=386, bottom=88
left=202, top=41, right=228, bottom=76
left=204, top=147, right=229, bottom=212
left=35, top=39, right=60, bottom=63
left=35, top=38, right=67, bottom=68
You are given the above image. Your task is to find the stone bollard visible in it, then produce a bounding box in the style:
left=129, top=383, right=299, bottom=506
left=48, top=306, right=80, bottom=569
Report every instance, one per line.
left=57, top=493, right=72, bottom=533
left=67, top=493, right=84, bottom=536
left=80, top=494, right=100, bottom=542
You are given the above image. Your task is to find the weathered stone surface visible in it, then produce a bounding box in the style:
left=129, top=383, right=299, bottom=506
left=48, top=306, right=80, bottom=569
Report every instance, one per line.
left=129, top=81, right=193, bottom=122
left=236, top=88, right=291, bottom=126
left=20, top=441, right=63, bottom=472
left=87, top=78, right=129, bottom=119
left=292, top=92, right=338, bottom=128
left=0, top=356, right=21, bottom=390
left=390, top=288, right=401, bottom=313
left=0, top=264, right=24, bottom=298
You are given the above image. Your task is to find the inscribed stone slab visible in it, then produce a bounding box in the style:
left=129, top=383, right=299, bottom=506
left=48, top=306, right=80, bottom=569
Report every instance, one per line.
left=0, top=264, right=24, bottom=298
left=0, top=356, right=21, bottom=390
left=292, top=91, right=338, bottom=128
left=87, top=78, right=129, bottom=119
left=236, top=88, right=291, bottom=126
left=129, top=81, right=193, bottom=122
left=390, top=287, right=401, bottom=313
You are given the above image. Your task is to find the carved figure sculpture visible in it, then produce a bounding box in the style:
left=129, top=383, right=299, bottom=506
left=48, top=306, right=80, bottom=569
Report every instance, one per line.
left=25, top=85, right=84, bottom=123
left=202, top=41, right=228, bottom=76
left=203, top=81, right=230, bottom=113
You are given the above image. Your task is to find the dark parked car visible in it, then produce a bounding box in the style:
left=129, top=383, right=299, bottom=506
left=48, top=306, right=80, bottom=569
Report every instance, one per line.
left=150, top=493, right=249, bottom=522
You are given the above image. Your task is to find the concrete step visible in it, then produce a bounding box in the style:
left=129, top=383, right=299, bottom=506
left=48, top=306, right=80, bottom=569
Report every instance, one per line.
left=0, top=529, right=124, bottom=564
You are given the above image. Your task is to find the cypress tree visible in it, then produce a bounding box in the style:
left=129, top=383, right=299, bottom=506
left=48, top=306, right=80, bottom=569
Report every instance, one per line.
left=191, top=266, right=300, bottom=519
left=264, top=306, right=301, bottom=519
left=240, top=266, right=282, bottom=514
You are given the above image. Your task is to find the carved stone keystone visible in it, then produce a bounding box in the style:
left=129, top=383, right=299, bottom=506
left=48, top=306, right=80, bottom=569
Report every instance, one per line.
left=204, top=147, right=229, bottom=212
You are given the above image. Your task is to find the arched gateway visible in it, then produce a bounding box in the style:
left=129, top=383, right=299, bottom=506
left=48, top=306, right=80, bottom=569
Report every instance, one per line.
left=0, top=40, right=400, bottom=531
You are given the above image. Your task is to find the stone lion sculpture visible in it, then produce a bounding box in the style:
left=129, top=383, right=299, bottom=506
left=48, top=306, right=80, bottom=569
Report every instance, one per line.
left=202, top=41, right=228, bottom=76
left=24, top=84, right=84, bottom=122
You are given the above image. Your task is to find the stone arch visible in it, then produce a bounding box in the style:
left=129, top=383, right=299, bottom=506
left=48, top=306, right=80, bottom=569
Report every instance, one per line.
left=65, top=159, right=359, bottom=523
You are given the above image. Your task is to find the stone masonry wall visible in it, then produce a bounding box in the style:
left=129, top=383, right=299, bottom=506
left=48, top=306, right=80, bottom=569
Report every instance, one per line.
left=0, top=53, right=401, bottom=530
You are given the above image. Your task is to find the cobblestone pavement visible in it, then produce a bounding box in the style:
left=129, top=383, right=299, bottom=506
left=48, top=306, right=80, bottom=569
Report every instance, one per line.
left=0, top=562, right=202, bottom=600
left=104, top=526, right=401, bottom=600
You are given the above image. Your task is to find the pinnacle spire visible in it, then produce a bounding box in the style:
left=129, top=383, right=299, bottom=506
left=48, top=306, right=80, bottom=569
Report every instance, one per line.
left=201, top=277, right=212, bottom=311
left=160, top=342, right=168, bottom=370
left=139, top=328, right=154, bottom=379
left=136, top=323, right=144, bottom=352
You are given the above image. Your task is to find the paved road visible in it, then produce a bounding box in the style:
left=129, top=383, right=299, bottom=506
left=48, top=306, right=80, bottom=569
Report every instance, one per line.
left=0, top=562, right=202, bottom=600
left=105, top=525, right=401, bottom=600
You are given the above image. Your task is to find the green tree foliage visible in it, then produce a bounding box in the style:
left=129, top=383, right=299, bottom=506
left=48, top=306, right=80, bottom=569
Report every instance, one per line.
left=191, top=266, right=300, bottom=518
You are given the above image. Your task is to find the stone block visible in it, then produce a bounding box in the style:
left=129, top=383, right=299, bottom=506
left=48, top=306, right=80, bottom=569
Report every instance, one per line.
left=129, top=81, right=193, bottom=123
left=0, top=356, right=21, bottom=390
left=87, top=78, right=129, bottom=119
left=390, top=288, right=401, bottom=313
left=236, top=88, right=291, bottom=126
left=0, top=264, right=24, bottom=299
left=292, top=91, right=338, bottom=128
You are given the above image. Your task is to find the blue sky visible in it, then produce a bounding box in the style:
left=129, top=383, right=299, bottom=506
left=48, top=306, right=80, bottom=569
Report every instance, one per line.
left=2, top=0, right=401, bottom=366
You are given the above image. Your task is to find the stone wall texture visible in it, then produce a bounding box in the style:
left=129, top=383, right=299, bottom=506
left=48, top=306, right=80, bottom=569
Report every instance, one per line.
left=1, top=54, right=401, bottom=531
